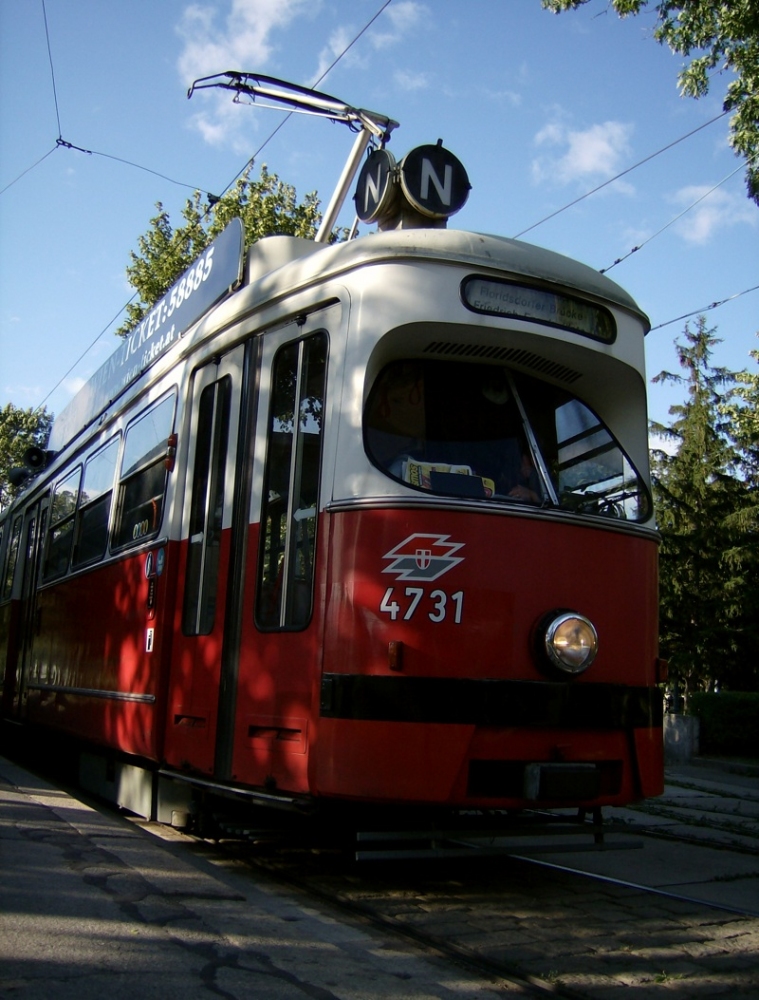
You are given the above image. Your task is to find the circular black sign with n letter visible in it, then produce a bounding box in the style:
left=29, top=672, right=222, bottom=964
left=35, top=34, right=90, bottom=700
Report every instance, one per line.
left=399, top=144, right=470, bottom=219
left=354, top=148, right=397, bottom=223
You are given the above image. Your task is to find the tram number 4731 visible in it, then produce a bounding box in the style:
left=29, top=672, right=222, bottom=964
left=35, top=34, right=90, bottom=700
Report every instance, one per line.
left=380, top=587, right=464, bottom=624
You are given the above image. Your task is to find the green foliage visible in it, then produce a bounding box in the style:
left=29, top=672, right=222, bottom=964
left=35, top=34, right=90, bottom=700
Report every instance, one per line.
left=650, top=318, right=758, bottom=693
left=116, top=165, right=323, bottom=337
left=0, top=404, right=53, bottom=509
left=688, top=691, right=759, bottom=756
left=541, top=0, right=759, bottom=204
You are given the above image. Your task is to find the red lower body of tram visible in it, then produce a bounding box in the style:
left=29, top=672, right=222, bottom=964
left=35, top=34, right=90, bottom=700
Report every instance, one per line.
left=9, top=505, right=662, bottom=816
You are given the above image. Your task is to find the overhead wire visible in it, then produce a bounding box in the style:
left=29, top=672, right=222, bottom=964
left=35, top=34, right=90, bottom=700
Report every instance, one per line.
left=649, top=284, right=759, bottom=333
left=32, top=0, right=397, bottom=413
left=601, top=158, right=752, bottom=273
left=512, top=109, right=731, bottom=240
left=20, top=0, right=756, bottom=414
left=36, top=297, right=138, bottom=413
left=1, top=0, right=218, bottom=200
left=206, top=0, right=395, bottom=210
left=510, top=108, right=755, bottom=334
left=41, top=0, right=62, bottom=138
left=0, top=145, right=58, bottom=196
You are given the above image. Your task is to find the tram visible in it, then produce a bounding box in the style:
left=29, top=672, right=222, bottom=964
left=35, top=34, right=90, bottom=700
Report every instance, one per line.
left=0, top=77, right=663, bottom=839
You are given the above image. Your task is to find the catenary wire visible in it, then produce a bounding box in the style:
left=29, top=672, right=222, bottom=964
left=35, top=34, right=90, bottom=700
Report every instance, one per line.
left=32, top=0, right=397, bottom=413
left=41, top=0, right=62, bottom=138
left=512, top=109, right=730, bottom=240
left=54, top=137, right=218, bottom=195
left=1, top=1, right=216, bottom=200
left=207, top=0, right=396, bottom=209
left=35, top=297, right=138, bottom=413
left=601, top=158, right=752, bottom=273
left=649, top=284, right=759, bottom=332
left=0, top=146, right=58, bottom=196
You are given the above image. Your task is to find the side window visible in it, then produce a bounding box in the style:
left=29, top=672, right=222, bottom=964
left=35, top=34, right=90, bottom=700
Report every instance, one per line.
left=43, top=468, right=81, bottom=580
left=256, top=332, right=328, bottom=630
left=1, top=515, right=23, bottom=600
left=113, top=393, right=176, bottom=549
left=73, top=435, right=120, bottom=567
left=182, top=377, right=231, bottom=635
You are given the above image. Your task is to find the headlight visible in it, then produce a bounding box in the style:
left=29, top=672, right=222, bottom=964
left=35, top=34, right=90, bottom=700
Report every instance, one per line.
left=543, top=611, right=598, bottom=675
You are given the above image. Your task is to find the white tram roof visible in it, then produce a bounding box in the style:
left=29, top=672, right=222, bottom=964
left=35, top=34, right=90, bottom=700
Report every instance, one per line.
left=49, top=226, right=648, bottom=455
left=245, top=228, right=649, bottom=325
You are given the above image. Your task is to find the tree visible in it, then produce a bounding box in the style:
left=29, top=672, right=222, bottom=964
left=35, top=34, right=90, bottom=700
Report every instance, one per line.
left=117, top=165, right=323, bottom=337
left=650, top=318, right=758, bottom=695
left=719, top=336, right=759, bottom=688
left=542, top=0, right=759, bottom=205
left=0, top=404, right=53, bottom=510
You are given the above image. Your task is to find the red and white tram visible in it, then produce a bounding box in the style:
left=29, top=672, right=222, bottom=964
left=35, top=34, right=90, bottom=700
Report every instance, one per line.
left=0, top=80, right=663, bottom=840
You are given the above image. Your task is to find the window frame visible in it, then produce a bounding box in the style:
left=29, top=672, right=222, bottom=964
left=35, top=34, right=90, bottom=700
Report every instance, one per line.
left=112, top=390, right=177, bottom=551
left=42, top=466, right=82, bottom=581
left=255, top=331, right=329, bottom=632
left=72, top=433, right=121, bottom=569
left=363, top=357, right=651, bottom=523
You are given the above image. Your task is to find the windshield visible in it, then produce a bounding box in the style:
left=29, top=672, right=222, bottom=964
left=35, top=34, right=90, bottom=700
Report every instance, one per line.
left=364, top=359, right=650, bottom=522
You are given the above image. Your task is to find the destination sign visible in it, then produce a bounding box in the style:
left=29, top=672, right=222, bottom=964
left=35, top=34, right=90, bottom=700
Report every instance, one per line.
left=49, top=218, right=244, bottom=452
left=461, top=275, right=616, bottom=344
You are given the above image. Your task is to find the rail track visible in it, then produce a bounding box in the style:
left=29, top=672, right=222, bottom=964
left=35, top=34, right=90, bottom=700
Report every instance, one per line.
left=6, top=738, right=759, bottom=999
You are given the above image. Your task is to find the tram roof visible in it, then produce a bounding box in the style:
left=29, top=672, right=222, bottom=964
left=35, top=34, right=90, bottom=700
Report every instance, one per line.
left=246, top=227, right=650, bottom=328
left=48, top=225, right=648, bottom=458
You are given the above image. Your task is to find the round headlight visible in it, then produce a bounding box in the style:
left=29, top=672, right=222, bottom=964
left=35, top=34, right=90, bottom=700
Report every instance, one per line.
left=543, top=612, right=598, bottom=675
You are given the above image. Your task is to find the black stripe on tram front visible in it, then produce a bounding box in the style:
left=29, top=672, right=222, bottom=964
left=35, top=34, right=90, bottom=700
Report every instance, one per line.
left=320, top=675, right=662, bottom=730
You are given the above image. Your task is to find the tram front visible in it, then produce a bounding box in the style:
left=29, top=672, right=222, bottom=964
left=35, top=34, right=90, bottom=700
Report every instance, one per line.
left=316, top=227, right=663, bottom=814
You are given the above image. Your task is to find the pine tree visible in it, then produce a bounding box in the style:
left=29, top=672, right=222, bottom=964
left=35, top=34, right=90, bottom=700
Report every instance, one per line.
left=720, top=336, right=759, bottom=690
left=650, top=317, right=755, bottom=696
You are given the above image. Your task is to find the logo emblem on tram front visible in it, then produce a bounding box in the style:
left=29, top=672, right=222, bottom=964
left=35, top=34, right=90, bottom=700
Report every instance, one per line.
left=382, top=533, right=464, bottom=582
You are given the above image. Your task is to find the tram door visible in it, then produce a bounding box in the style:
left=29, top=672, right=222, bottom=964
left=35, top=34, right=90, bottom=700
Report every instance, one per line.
left=225, top=313, right=333, bottom=792
left=164, top=343, right=252, bottom=776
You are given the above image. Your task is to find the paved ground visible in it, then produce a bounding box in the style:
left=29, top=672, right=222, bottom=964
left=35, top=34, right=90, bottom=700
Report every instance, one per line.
left=2, top=753, right=758, bottom=1000
left=0, top=755, right=524, bottom=1000
left=512, top=757, right=759, bottom=916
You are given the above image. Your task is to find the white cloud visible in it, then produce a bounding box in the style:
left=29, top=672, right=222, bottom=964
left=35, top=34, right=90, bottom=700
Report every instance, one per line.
left=62, top=376, right=87, bottom=398
left=532, top=119, right=634, bottom=189
left=670, top=184, right=757, bottom=245
left=370, top=1, right=429, bottom=49
left=394, top=69, right=430, bottom=91
left=648, top=429, right=679, bottom=456
left=313, top=25, right=362, bottom=86
left=312, top=2, right=430, bottom=82
left=177, top=0, right=313, bottom=84
left=483, top=87, right=521, bottom=108
left=177, top=0, right=315, bottom=147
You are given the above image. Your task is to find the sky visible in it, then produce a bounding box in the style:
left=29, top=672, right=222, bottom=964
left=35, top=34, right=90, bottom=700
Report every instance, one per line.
left=1, top=0, right=757, bottom=436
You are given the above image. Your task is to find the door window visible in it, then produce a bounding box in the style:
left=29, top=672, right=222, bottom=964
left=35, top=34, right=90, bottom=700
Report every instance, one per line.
left=182, top=376, right=231, bottom=635
left=256, top=333, right=328, bottom=629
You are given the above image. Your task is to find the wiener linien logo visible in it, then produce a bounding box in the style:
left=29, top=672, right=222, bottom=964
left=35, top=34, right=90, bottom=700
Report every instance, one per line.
left=381, top=533, right=464, bottom=582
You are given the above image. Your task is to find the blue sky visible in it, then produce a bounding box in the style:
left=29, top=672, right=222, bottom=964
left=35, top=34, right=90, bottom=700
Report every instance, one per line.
left=1, top=0, right=757, bottom=433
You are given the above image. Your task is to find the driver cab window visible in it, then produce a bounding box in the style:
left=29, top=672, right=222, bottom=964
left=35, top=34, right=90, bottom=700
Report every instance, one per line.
left=364, top=359, right=650, bottom=522
left=365, top=360, right=541, bottom=504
